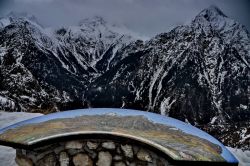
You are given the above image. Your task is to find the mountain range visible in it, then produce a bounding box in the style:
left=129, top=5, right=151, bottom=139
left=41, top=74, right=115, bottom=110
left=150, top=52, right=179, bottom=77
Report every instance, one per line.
left=0, top=6, right=249, bottom=149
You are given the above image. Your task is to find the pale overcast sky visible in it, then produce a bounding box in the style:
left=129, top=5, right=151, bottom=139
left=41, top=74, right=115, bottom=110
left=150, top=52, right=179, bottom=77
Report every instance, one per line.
left=0, top=0, right=249, bottom=37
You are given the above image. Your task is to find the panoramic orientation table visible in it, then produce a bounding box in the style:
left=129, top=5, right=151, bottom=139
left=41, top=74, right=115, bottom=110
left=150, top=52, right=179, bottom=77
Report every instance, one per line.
left=0, top=108, right=238, bottom=165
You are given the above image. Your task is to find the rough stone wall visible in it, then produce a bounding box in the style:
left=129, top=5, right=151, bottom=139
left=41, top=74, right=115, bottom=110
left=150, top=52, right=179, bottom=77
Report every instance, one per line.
left=15, top=139, right=173, bottom=166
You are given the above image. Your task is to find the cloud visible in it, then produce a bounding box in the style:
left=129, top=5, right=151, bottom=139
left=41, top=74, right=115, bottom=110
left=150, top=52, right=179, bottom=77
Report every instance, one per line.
left=14, top=0, right=54, bottom=2
left=1, top=0, right=250, bottom=37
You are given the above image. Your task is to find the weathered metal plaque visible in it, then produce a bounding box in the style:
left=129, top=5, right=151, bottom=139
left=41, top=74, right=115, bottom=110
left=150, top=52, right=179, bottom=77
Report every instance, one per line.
left=0, top=108, right=238, bottom=164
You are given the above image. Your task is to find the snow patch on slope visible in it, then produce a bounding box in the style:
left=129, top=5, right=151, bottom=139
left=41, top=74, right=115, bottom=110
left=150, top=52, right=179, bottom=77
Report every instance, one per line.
left=0, top=47, right=6, bottom=62
left=0, top=96, right=15, bottom=110
left=227, top=147, right=250, bottom=166
left=160, top=97, right=176, bottom=116
left=0, top=18, right=11, bottom=28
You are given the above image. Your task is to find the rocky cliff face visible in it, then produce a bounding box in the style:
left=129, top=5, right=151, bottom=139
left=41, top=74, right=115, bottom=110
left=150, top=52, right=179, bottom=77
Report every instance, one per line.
left=85, top=6, right=249, bottom=124
left=0, top=14, right=136, bottom=112
left=0, top=7, right=249, bottom=149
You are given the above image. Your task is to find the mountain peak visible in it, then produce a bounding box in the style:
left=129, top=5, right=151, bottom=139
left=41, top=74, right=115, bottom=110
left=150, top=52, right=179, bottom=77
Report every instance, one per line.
left=198, top=5, right=227, bottom=21
left=0, top=11, right=43, bottom=28
left=7, top=11, right=39, bottom=23
left=79, top=16, right=107, bottom=27
left=191, top=5, right=250, bottom=43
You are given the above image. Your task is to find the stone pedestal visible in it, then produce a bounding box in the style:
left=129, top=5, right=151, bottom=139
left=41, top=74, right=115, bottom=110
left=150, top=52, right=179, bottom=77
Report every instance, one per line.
left=16, top=139, right=172, bottom=166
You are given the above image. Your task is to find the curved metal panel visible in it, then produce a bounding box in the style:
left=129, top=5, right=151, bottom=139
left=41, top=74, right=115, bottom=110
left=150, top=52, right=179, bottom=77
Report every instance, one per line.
left=0, top=108, right=238, bottom=163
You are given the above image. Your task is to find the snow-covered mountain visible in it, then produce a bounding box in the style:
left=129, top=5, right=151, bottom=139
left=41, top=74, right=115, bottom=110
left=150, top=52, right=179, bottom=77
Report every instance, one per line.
left=83, top=6, right=250, bottom=149
left=0, top=14, right=138, bottom=112
left=0, top=6, right=249, bottom=149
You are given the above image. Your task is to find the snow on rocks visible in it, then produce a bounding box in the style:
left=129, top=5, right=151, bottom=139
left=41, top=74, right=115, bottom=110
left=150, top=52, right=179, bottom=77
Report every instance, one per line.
left=227, top=147, right=250, bottom=166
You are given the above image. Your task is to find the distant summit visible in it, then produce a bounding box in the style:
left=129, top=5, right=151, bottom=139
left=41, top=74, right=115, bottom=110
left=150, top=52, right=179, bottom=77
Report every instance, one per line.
left=79, top=16, right=107, bottom=27
left=198, top=5, right=227, bottom=19
left=0, top=11, right=43, bottom=29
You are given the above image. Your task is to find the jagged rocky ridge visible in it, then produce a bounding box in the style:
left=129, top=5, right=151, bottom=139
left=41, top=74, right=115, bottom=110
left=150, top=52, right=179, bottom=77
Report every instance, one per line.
left=0, top=6, right=249, bottom=149
left=0, top=14, right=137, bottom=112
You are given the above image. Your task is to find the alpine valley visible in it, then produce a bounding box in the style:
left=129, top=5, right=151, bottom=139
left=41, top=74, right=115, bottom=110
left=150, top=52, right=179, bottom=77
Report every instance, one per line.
left=0, top=6, right=249, bottom=149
